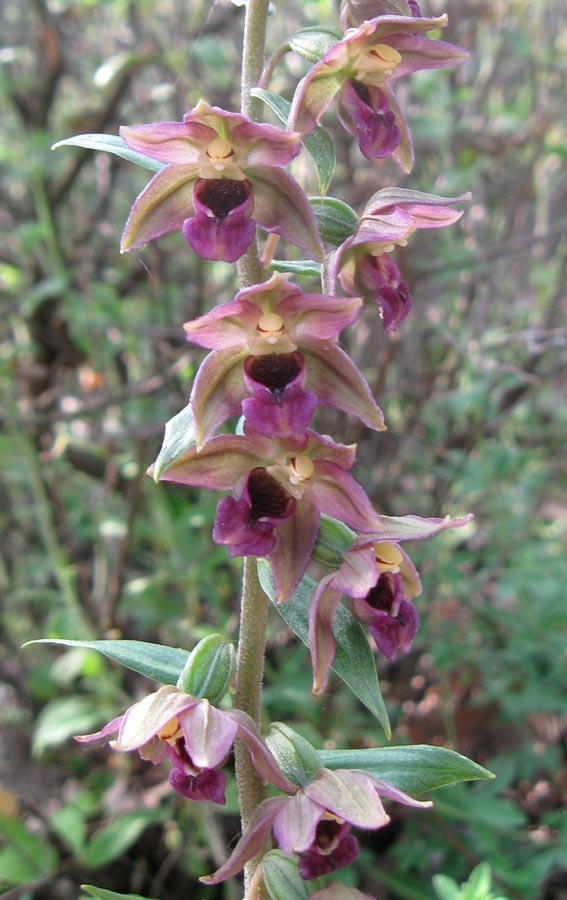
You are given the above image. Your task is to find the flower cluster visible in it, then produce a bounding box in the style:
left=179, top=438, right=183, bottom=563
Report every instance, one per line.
left=71, top=0, right=472, bottom=892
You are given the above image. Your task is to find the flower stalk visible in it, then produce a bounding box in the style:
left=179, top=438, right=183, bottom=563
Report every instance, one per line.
left=236, top=0, right=276, bottom=886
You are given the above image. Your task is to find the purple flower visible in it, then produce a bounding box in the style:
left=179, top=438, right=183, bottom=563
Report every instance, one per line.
left=183, top=273, right=385, bottom=446
left=76, top=685, right=293, bottom=805
left=201, top=766, right=431, bottom=884
left=327, top=188, right=470, bottom=331
left=149, top=427, right=383, bottom=602
left=120, top=100, right=322, bottom=262
left=309, top=514, right=472, bottom=693
left=290, top=15, right=467, bottom=171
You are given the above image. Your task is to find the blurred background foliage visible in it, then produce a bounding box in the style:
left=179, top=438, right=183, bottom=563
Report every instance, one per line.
left=0, top=0, right=565, bottom=898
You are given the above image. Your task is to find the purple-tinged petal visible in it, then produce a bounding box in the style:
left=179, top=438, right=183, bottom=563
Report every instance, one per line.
left=110, top=686, right=199, bottom=752
left=305, top=769, right=390, bottom=829
left=289, top=68, right=346, bottom=135
left=361, top=187, right=471, bottom=222
left=337, top=81, right=401, bottom=161
left=330, top=543, right=379, bottom=598
left=120, top=166, right=198, bottom=252
left=368, top=775, right=433, bottom=808
left=75, top=715, right=124, bottom=744
left=120, top=121, right=217, bottom=164
left=387, top=33, right=469, bottom=78
left=243, top=352, right=317, bottom=439
left=180, top=701, right=238, bottom=770
left=183, top=209, right=256, bottom=262
left=354, top=513, right=473, bottom=545
left=228, top=709, right=297, bottom=794
left=272, top=787, right=324, bottom=853
left=281, top=292, right=363, bottom=342
left=302, top=341, right=386, bottom=431
left=312, top=462, right=383, bottom=534
left=149, top=433, right=267, bottom=491
left=304, top=432, right=357, bottom=470
left=169, top=767, right=227, bottom=804
left=212, top=496, right=278, bottom=557
left=247, top=165, right=324, bottom=261
left=183, top=299, right=260, bottom=350
left=353, top=589, right=420, bottom=660
left=309, top=578, right=343, bottom=695
left=299, top=832, right=359, bottom=879
left=182, top=177, right=255, bottom=262
left=190, top=347, right=249, bottom=447
left=200, top=796, right=288, bottom=884
left=270, top=496, right=321, bottom=602
left=242, top=384, right=318, bottom=440
left=230, top=120, right=302, bottom=167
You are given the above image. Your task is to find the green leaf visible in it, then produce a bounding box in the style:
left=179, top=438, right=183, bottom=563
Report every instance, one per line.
left=24, top=638, right=190, bottom=685
left=0, top=814, right=59, bottom=885
left=152, top=402, right=196, bottom=482
left=263, top=850, right=311, bottom=900
left=288, top=26, right=342, bottom=63
left=49, top=804, right=87, bottom=857
left=83, top=810, right=165, bottom=869
left=82, top=887, right=160, bottom=900
left=52, top=134, right=163, bottom=172
left=433, top=875, right=461, bottom=900
left=32, top=696, right=116, bottom=754
left=316, top=745, right=494, bottom=795
left=251, top=88, right=335, bottom=194
left=270, top=259, right=322, bottom=278
left=310, top=196, right=358, bottom=246
left=257, top=561, right=390, bottom=736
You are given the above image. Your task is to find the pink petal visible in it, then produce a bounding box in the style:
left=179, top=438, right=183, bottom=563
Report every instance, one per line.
left=120, top=166, right=198, bottom=252
left=181, top=701, right=238, bottom=770
left=248, top=166, right=324, bottom=261
left=302, top=342, right=385, bottom=431
left=312, top=462, right=383, bottom=533
left=120, top=121, right=216, bottom=164
left=190, top=348, right=248, bottom=447
left=305, top=769, right=390, bottom=829
left=200, top=796, right=287, bottom=884
left=309, top=577, right=343, bottom=695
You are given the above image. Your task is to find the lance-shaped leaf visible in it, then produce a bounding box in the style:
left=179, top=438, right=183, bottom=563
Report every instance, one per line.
left=52, top=134, right=164, bottom=172
left=317, top=745, right=494, bottom=795
left=24, top=638, right=189, bottom=685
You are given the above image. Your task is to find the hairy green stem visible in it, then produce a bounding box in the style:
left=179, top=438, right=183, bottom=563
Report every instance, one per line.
left=234, top=0, right=273, bottom=891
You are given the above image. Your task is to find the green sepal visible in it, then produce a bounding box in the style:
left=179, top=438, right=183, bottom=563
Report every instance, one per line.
left=317, top=745, right=494, bottom=795
left=257, top=560, right=390, bottom=737
left=288, top=26, right=342, bottom=63
left=52, top=134, right=164, bottom=172
left=23, top=638, right=189, bottom=685
left=176, top=634, right=236, bottom=704
left=310, top=196, right=358, bottom=247
left=152, top=402, right=196, bottom=482
left=262, top=851, right=311, bottom=900
left=266, top=722, right=321, bottom=788
left=251, top=88, right=335, bottom=195
left=311, top=513, right=356, bottom=568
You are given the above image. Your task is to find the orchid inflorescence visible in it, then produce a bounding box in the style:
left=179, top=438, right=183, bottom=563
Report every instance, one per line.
left=51, top=1, right=486, bottom=897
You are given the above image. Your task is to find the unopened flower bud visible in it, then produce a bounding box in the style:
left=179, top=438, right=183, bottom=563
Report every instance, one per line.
left=176, top=634, right=236, bottom=705
left=266, top=722, right=321, bottom=788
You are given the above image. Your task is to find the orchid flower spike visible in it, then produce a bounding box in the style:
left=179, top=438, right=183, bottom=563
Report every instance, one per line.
left=309, top=513, right=473, bottom=694
left=183, top=272, right=385, bottom=446
left=326, top=188, right=471, bottom=330
left=76, top=685, right=293, bottom=805
left=289, top=15, right=468, bottom=171
left=120, top=100, right=322, bottom=262
left=201, top=765, right=431, bottom=883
